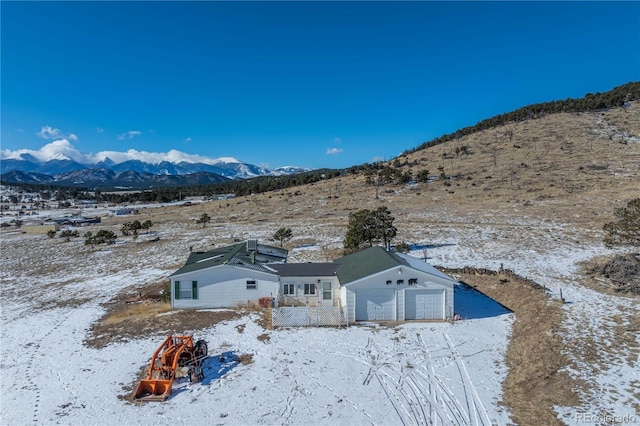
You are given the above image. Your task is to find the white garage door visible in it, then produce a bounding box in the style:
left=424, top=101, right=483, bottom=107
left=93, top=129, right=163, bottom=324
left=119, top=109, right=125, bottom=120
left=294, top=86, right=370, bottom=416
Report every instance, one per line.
left=405, top=289, right=444, bottom=320
left=356, top=289, right=395, bottom=321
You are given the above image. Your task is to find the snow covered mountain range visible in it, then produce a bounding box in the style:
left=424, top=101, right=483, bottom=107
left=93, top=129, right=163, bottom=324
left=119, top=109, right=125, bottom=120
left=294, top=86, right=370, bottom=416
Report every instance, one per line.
left=0, top=142, right=309, bottom=188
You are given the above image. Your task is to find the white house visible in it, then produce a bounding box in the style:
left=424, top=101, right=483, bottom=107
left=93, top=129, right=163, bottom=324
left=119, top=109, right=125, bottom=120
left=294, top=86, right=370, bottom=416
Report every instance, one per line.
left=169, top=240, right=288, bottom=309
left=170, top=241, right=455, bottom=322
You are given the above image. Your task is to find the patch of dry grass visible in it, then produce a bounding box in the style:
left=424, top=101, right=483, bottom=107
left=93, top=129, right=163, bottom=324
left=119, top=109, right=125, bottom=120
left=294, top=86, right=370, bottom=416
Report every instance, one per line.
left=85, top=300, right=241, bottom=349
left=455, top=271, right=582, bottom=426
left=237, top=353, right=254, bottom=365
left=99, top=301, right=171, bottom=326
left=257, top=307, right=273, bottom=330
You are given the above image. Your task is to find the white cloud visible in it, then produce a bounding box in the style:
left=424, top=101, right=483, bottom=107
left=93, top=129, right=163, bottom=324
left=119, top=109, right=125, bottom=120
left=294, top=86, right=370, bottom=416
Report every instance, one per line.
left=36, top=125, right=79, bottom=142
left=185, top=137, right=192, bottom=143
left=117, top=130, right=142, bottom=140
left=2, top=139, right=84, bottom=163
left=37, top=126, right=64, bottom=140
left=0, top=141, right=241, bottom=166
left=326, top=147, right=343, bottom=155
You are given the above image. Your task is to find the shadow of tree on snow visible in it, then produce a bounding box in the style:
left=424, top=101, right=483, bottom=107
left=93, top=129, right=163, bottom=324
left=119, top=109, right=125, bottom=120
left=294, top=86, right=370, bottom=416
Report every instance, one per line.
left=409, top=243, right=457, bottom=259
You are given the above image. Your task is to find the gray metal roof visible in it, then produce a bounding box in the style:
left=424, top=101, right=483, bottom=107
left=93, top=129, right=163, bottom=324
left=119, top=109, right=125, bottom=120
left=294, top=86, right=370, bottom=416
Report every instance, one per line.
left=333, top=246, right=458, bottom=285
left=267, top=262, right=341, bottom=277
left=170, top=241, right=288, bottom=277
left=333, top=246, right=408, bottom=284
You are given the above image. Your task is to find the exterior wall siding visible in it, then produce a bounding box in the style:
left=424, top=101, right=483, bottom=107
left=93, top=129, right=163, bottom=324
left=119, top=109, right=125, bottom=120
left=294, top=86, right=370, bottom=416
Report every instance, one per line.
left=345, top=288, right=356, bottom=324
left=397, top=288, right=405, bottom=321
left=172, top=265, right=279, bottom=309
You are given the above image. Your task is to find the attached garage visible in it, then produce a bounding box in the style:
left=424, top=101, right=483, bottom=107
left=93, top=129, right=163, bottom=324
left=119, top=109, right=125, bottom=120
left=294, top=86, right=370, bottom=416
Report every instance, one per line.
left=335, top=246, right=456, bottom=324
left=405, top=289, right=445, bottom=320
left=355, top=289, right=395, bottom=321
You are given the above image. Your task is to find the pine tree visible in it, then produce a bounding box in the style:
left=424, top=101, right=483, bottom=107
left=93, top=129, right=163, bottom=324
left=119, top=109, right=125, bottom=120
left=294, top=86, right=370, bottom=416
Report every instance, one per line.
left=603, top=198, right=640, bottom=248
left=343, top=206, right=397, bottom=254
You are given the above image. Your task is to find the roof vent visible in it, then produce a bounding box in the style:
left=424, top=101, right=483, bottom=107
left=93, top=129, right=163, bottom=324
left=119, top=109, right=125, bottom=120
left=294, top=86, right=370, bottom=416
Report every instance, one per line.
left=247, top=239, right=258, bottom=252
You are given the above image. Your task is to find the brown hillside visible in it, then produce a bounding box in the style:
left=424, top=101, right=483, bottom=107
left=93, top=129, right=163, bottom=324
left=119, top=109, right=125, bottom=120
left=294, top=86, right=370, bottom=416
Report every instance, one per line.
left=122, top=101, right=639, bottom=251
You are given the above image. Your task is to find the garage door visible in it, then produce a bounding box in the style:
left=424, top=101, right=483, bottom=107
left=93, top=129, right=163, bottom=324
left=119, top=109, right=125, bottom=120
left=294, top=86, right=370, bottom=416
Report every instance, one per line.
left=355, top=289, right=395, bottom=321
left=405, top=290, right=444, bottom=320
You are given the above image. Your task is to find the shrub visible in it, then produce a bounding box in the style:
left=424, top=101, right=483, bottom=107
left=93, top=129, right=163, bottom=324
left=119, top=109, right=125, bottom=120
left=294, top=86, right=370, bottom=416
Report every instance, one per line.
left=160, top=281, right=171, bottom=303
left=237, top=353, right=254, bottom=365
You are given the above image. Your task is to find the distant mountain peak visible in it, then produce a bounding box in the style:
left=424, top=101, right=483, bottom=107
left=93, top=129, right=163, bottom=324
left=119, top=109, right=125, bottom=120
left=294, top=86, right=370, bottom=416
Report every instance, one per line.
left=0, top=143, right=310, bottom=187
left=0, top=142, right=304, bottom=175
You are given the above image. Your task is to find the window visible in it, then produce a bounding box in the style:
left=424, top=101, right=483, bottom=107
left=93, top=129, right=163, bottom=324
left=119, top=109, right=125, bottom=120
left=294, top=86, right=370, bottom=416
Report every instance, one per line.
left=174, top=281, right=197, bottom=299
left=283, top=283, right=295, bottom=295
left=304, top=283, right=316, bottom=295
left=322, top=282, right=332, bottom=300
left=246, top=280, right=257, bottom=290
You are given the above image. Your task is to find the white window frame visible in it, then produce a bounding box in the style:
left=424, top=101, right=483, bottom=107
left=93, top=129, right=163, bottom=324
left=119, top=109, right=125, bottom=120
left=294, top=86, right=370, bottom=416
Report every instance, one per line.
left=176, top=280, right=197, bottom=299
left=283, top=283, right=295, bottom=295
left=303, top=283, right=317, bottom=295
left=322, top=281, right=332, bottom=300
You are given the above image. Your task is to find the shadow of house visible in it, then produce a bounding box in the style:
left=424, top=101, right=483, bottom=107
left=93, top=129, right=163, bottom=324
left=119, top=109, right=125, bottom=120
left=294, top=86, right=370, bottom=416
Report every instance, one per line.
left=454, top=281, right=512, bottom=319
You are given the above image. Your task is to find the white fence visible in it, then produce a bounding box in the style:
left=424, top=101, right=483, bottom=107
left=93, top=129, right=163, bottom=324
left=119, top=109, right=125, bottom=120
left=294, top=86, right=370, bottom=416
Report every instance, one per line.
left=272, top=306, right=347, bottom=327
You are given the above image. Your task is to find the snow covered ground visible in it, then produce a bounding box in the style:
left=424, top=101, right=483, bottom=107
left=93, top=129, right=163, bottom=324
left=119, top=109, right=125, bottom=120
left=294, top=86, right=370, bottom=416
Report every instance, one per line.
left=0, top=308, right=512, bottom=425
left=0, top=201, right=638, bottom=425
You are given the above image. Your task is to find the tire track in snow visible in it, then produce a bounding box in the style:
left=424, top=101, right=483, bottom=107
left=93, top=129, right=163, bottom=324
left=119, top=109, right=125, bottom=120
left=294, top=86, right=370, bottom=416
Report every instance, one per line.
left=416, top=333, right=468, bottom=425
left=362, top=335, right=460, bottom=426
left=444, top=333, right=492, bottom=426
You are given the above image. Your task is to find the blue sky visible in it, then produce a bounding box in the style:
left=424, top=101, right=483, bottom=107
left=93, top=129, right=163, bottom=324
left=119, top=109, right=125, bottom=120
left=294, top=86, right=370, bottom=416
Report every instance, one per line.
left=2, top=1, right=639, bottom=170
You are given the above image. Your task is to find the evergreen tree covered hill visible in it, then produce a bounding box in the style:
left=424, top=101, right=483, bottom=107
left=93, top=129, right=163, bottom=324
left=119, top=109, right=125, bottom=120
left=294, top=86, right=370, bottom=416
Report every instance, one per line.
left=405, top=81, right=640, bottom=155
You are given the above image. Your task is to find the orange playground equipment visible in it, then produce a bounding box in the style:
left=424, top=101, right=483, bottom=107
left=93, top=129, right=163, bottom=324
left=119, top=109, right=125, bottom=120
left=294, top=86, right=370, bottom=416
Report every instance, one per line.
left=134, top=335, right=208, bottom=402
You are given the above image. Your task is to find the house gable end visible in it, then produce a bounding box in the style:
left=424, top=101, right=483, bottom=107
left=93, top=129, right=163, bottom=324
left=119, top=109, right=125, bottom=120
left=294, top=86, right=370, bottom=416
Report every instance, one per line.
left=333, top=246, right=402, bottom=285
